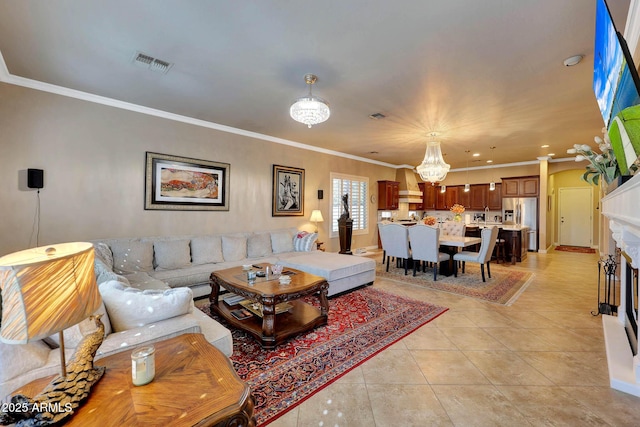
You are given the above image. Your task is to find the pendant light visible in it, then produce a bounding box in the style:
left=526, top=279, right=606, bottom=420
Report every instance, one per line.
left=416, top=133, right=451, bottom=183
left=489, top=146, right=496, bottom=191
left=290, top=74, right=331, bottom=128
left=464, top=150, right=470, bottom=192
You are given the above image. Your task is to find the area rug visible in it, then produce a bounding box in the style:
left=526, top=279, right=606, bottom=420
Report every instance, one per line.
left=554, top=245, right=596, bottom=254
left=199, top=287, right=447, bottom=426
left=376, top=261, right=533, bottom=305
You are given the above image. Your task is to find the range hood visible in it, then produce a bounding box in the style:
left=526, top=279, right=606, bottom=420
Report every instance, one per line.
left=396, top=168, right=423, bottom=204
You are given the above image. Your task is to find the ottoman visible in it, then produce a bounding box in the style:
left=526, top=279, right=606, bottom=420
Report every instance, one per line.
left=281, top=252, right=376, bottom=297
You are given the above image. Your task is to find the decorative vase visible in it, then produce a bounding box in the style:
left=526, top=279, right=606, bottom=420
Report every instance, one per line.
left=454, top=214, right=462, bottom=222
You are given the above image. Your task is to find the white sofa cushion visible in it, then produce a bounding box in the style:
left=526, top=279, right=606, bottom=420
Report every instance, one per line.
left=247, top=232, right=273, bottom=258
left=110, top=239, right=154, bottom=274
left=222, top=235, right=247, bottom=262
left=99, top=281, right=193, bottom=331
left=282, top=252, right=376, bottom=281
left=271, top=229, right=295, bottom=253
left=191, top=236, right=224, bottom=265
left=154, top=239, right=191, bottom=270
left=0, top=340, right=51, bottom=383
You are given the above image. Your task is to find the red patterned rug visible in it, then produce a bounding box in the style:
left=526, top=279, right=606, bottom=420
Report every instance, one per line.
left=554, top=245, right=596, bottom=254
left=199, top=287, right=447, bottom=426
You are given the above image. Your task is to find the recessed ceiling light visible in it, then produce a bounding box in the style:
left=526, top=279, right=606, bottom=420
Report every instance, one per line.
left=486, top=160, right=493, bottom=163
left=563, top=55, right=583, bottom=67
left=548, top=153, right=555, bottom=156
left=541, top=144, right=550, bottom=148
left=472, top=153, right=480, bottom=157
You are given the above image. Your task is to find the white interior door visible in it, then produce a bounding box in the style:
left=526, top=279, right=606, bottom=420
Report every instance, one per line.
left=558, top=187, right=593, bottom=247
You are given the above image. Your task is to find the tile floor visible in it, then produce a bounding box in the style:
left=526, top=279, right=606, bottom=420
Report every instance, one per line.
left=265, top=250, right=640, bottom=426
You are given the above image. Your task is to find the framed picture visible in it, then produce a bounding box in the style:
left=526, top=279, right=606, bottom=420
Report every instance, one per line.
left=272, top=165, right=304, bottom=216
left=145, top=152, right=230, bottom=211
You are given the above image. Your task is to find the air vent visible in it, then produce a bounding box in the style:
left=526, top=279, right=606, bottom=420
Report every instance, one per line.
left=132, top=51, right=173, bottom=74
left=369, top=113, right=386, bottom=120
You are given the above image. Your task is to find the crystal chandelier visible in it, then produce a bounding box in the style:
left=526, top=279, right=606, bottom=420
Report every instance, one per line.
left=416, top=135, right=451, bottom=183
left=290, top=74, right=330, bottom=128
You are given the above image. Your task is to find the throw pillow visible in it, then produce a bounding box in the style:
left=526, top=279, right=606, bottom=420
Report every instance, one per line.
left=110, top=240, right=154, bottom=275
left=95, top=258, right=120, bottom=285
left=221, top=235, right=247, bottom=262
left=99, top=280, right=193, bottom=331
left=271, top=229, right=295, bottom=253
left=93, top=242, right=114, bottom=269
left=294, top=231, right=318, bottom=252
left=247, top=233, right=273, bottom=258
left=154, top=239, right=191, bottom=270
left=191, top=236, right=224, bottom=265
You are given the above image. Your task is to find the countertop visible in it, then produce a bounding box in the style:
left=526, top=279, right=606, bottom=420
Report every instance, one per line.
left=466, top=223, right=530, bottom=231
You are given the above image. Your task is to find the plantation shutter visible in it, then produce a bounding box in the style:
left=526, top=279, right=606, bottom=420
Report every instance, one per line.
left=330, top=173, right=369, bottom=238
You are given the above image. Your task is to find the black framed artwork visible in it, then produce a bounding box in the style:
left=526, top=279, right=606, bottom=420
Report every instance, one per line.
left=272, top=165, right=304, bottom=216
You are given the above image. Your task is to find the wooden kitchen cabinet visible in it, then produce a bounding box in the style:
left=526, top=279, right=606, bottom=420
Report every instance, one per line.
left=436, top=187, right=447, bottom=210
left=502, top=176, right=539, bottom=197
left=377, top=180, right=400, bottom=210
left=458, top=186, right=471, bottom=209
left=445, top=186, right=459, bottom=209
left=417, top=182, right=437, bottom=210
left=487, top=183, right=502, bottom=210
left=470, top=184, right=488, bottom=210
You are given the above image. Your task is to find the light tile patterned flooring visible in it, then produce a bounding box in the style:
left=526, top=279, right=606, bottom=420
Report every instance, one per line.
left=266, top=250, right=640, bottom=426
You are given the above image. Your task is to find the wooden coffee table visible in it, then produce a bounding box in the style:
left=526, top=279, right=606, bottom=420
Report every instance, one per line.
left=210, top=264, right=329, bottom=349
left=10, top=333, right=255, bottom=427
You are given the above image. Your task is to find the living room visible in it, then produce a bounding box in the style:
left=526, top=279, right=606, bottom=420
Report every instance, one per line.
left=3, top=1, right=640, bottom=426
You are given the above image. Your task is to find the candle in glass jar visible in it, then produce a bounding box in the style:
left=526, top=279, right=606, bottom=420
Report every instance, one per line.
left=131, top=345, right=155, bottom=386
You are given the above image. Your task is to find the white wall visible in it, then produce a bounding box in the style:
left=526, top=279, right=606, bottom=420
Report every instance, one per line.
left=0, top=83, right=394, bottom=255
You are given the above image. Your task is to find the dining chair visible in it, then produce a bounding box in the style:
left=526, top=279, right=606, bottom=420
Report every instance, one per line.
left=377, top=220, right=392, bottom=264
left=407, top=224, right=450, bottom=280
left=453, top=226, right=499, bottom=282
left=378, top=222, right=411, bottom=275
left=441, top=221, right=466, bottom=236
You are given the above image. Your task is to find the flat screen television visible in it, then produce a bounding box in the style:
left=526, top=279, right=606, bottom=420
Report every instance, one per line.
left=593, top=0, right=640, bottom=174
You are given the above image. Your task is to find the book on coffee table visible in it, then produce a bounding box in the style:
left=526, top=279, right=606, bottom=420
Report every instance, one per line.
left=222, top=292, right=247, bottom=307
left=239, top=300, right=293, bottom=317
left=230, top=308, right=254, bottom=320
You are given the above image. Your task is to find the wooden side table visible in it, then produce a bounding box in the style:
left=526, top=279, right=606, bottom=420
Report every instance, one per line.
left=10, top=333, right=255, bottom=427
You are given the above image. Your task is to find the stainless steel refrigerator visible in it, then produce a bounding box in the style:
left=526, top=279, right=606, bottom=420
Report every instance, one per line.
left=502, top=198, right=538, bottom=251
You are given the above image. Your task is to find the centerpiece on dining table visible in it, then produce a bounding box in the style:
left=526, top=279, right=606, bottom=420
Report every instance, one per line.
left=450, top=203, right=465, bottom=222
left=423, top=216, right=437, bottom=226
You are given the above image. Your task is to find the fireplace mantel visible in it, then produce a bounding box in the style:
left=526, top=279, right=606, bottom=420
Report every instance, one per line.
left=601, top=172, right=640, bottom=397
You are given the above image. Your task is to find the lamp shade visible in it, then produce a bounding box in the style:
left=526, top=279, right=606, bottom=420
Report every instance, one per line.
left=310, top=210, right=324, bottom=223
left=0, top=242, right=100, bottom=344
left=416, top=141, right=451, bottom=183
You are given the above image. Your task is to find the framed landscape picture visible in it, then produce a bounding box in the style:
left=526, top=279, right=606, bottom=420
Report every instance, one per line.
left=272, top=165, right=304, bottom=216
left=145, top=152, right=230, bottom=211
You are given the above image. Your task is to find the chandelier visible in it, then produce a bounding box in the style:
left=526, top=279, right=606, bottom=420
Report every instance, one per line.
left=416, top=135, right=451, bottom=183
left=290, top=74, right=330, bottom=128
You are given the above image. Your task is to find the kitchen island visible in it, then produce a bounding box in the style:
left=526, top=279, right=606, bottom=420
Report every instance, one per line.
left=466, top=224, right=530, bottom=264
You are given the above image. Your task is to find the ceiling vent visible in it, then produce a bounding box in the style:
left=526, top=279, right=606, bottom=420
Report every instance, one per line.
left=369, top=113, right=386, bottom=120
left=132, top=51, right=173, bottom=74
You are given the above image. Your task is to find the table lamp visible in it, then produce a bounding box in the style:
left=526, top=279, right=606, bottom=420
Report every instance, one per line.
left=0, top=242, right=104, bottom=425
left=310, top=209, right=324, bottom=233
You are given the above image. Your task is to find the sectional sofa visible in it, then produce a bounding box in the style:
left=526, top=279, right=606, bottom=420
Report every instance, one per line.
left=1, top=228, right=376, bottom=399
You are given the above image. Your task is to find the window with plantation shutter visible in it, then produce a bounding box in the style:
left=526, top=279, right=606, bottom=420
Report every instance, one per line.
left=330, top=173, right=369, bottom=238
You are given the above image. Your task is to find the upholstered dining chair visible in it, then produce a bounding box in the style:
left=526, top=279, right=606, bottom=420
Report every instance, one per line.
left=453, top=226, right=499, bottom=282
left=441, top=221, right=466, bottom=236
left=407, top=224, right=450, bottom=280
left=378, top=220, right=392, bottom=265
left=378, top=222, right=411, bottom=275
